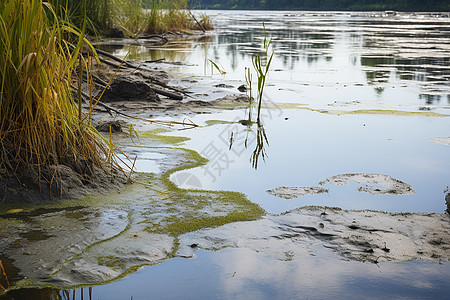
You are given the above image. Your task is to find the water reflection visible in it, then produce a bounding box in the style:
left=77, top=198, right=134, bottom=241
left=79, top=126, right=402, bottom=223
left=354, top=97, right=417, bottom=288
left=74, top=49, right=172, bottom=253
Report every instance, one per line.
left=212, top=12, right=450, bottom=102
left=229, top=119, right=269, bottom=169
left=7, top=248, right=449, bottom=300
left=0, top=287, right=93, bottom=300
left=104, top=11, right=450, bottom=105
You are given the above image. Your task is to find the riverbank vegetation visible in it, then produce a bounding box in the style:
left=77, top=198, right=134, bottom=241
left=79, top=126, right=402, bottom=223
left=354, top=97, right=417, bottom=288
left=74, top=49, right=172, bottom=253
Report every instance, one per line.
left=0, top=0, right=110, bottom=185
left=48, top=0, right=213, bottom=37
left=0, top=0, right=212, bottom=202
left=192, top=0, right=450, bottom=12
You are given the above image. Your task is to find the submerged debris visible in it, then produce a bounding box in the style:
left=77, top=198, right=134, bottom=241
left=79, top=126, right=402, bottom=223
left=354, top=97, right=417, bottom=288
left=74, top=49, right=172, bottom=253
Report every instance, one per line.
left=319, top=173, right=414, bottom=195
left=267, top=186, right=328, bottom=199
left=431, top=137, right=450, bottom=146
left=268, top=173, right=414, bottom=200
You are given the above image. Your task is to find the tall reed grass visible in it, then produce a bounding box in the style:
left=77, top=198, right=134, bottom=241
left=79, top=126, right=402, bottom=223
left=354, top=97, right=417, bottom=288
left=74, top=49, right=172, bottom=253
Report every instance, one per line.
left=0, top=0, right=110, bottom=182
left=113, top=0, right=147, bottom=37
left=49, top=0, right=112, bottom=35
left=145, top=0, right=213, bottom=34
left=48, top=0, right=213, bottom=37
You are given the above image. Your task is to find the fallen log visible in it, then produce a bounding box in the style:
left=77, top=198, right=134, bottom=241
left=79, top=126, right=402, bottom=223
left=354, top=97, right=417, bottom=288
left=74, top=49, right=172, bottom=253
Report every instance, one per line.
left=151, top=87, right=183, bottom=100
left=95, top=48, right=136, bottom=68
left=91, top=49, right=186, bottom=100
left=138, top=34, right=168, bottom=45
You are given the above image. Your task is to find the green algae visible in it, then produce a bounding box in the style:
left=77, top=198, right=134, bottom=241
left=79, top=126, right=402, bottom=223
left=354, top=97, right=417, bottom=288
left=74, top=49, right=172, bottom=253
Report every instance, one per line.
left=209, top=101, right=449, bottom=118
left=97, top=255, right=126, bottom=269
left=300, top=107, right=450, bottom=117
left=0, top=137, right=265, bottom=291
left=139, top=128, right=190, bottom=144
left=204, top=120, right=236, bottom=126
left=143, top=146, right=265, bottom=236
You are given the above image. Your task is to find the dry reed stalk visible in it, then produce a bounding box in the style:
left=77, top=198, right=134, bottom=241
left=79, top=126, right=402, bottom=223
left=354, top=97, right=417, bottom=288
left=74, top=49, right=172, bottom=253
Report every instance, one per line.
left=0, top=260, right=9, bottom=291
left=0, top=0, right=115, bottom=185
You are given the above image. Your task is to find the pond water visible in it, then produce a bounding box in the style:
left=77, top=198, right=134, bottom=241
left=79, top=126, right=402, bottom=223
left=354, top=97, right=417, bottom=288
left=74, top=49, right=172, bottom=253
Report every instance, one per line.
left=2, top=10, right=450, bottom=300
left=6, top=248, right=450, bottom=300
left=120, top=10, right=450, bottom=215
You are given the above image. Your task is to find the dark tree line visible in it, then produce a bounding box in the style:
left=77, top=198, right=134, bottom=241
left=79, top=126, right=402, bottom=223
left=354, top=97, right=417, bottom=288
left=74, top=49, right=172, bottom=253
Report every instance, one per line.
left=190, top=0, right=449, bottom=11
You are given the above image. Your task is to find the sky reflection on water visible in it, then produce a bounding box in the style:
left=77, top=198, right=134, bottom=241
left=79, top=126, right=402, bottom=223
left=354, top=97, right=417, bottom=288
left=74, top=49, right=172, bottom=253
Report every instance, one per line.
left=113, top=11, right=450, bottom=108
left=21, top=248, right=450, bottom=300
left=3, top=11, right=449, bottom=300
left=91, top=11, right=450, bottom=299
left=102, top=11, right=450, bottom=214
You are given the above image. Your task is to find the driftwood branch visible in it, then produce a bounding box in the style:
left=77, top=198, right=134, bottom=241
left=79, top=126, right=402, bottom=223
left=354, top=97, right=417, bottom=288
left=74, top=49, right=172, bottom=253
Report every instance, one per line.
left=74, top=88, right=197, bottom=128
left=138, top=34, right=168, bottom=45
left=188, top=10, right=205, bottom=33
left=90, top=48, right=189, bottom=100
left=95, top=48, right=136, bottom=68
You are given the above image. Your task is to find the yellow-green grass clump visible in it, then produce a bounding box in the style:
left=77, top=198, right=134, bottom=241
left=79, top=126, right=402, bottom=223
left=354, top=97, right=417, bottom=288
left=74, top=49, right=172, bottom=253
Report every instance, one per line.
left=0, top=1, right=109, bottom=185
left=145, top=0, right=213, bottom=34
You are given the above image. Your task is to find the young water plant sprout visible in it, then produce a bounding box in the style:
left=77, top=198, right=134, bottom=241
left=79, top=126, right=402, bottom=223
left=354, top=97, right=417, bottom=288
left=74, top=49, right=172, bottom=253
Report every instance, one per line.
left=208, top=59, right=227, bottom=75
left=241, top=22, right=273, bottom=169
left=251, top=22, right=274, bottom=123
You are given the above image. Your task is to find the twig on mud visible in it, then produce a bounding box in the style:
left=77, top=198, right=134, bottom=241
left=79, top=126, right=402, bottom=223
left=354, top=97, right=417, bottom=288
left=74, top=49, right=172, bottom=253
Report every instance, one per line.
left=96, top=101, right=198, bottom=128
left=0, top=235, right=23, bottom=247
left=74, top=88, right=198, bottom=128
left=0, top=260, right=10, bottom=291
left=128, top=156, right=137, bottom=183
left=145, top=58, right=165, bottom=63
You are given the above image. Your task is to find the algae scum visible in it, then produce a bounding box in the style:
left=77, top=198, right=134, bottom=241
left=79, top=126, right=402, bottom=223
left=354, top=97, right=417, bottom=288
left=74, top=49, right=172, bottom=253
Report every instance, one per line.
left=2, top=10, right=450, bottom=299
left=0, top=129, right=265, bottom=291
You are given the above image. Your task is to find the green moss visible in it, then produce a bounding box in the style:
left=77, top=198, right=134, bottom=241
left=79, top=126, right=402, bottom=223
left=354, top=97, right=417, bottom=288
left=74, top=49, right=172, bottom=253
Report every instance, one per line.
left=301, top=107, right=449, bottom=117
left=98, top=255, right=126, bottom=269
left=213, top=101, right=308, bottom=110
left=139, top=128, right=190, bottom=144
left=1, top=136, right=265, bottom=292
left=204, top=120, right=236, bottom=126
left=211, top=101, right=449, bottom=118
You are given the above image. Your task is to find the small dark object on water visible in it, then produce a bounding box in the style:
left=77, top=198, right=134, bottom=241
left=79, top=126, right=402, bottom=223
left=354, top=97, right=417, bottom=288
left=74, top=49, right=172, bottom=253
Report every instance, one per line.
left=237, top=84, right=247, bottom=92
left=285, top=117, right=289, bottom=120
left=445, top=191, right=450, bottom=214
left=214, top=83, right=234, bottom=88
left=238, top=119, right=252, bottom=126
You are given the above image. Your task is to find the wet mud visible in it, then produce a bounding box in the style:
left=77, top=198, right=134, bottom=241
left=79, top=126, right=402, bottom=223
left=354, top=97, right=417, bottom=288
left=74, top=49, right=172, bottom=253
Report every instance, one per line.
left=268, top=173, right=414, bottom=200
left=179, top=206, right=450, bottom=264
left=1, top=12, right=450, bottom=295
left=0, top=145, right=264, bottom=290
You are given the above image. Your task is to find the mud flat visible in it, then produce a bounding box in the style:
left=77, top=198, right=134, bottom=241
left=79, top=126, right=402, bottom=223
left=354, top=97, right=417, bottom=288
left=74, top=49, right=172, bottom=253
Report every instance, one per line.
left=268, top=173, right=415, bottom=199
left=1, top=50, right=449, bottom=294
left=179, top=206, right=450, bottom=264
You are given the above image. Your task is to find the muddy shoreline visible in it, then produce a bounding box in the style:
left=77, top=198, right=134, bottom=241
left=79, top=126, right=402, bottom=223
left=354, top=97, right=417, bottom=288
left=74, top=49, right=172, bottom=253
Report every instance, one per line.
left=1, top=39, right=450, bottom=295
